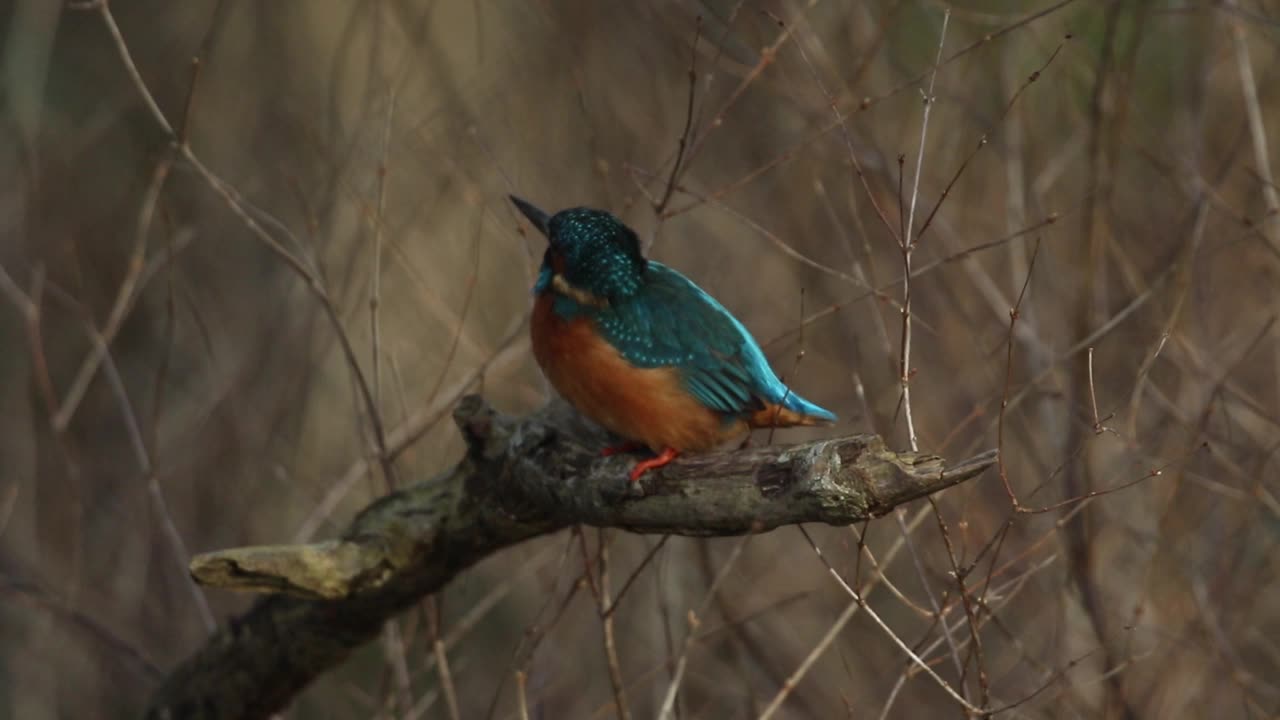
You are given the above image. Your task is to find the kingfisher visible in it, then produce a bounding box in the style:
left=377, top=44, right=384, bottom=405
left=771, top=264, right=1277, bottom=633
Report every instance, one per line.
left=511, top=196, right=837, bottom=481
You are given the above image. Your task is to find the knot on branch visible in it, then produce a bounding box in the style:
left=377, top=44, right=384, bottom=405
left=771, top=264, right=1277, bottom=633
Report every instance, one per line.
left=453, top=394, right=500, bottom=457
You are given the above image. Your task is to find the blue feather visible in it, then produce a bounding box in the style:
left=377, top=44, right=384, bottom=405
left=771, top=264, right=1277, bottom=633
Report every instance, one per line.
left=593, top=262, right=836, bottom=422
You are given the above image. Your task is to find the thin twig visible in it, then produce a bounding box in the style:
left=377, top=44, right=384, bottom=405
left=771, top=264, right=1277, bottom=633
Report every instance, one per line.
left=677, top=8, right=804, bottom=178
left=94, top=324, right=216, bottom=631
left=423, top=216, right=484, bottom=408
left=514, top=671, right=530, bottom=720
left=601, top=535, right=670, bottom=619
left=597, top=531, right=631, bottom=720
left=0, top=265, right=58, bottom=420
left=93, top=0, right=399, bottom=491
left=0, top=571, right=162, bottom=682
left=763, top=522, right=985, bottom=718
left=791, top=17, right=900, bottom=247
left=759, top=210, right=1064, bottom=350
left=658, top=535, right=750, bottom=720
left=899, top=7, right=950, bottom=454
left=757, top=511, right=925, bottom=720
left=485, top=535, right=580, bottom=720
left=888, top=10, right=964, bottom=700
left=292, top=318, right=526, bottom=542
left=997, top=238, right=1042, bottom=507
left=381, top=620, right=413, bottom=716
left=427, top=597, right=463, bottom=720
left=662, top=0, right=1084, bottom=220
left=654, top=17, right=701, bottom=216
left=1226, top=0, right=1280, bottom=253
left=929, top=496, right=990, bottom=708
left=1085, top=347, right=1117, bottom=437
left=369, top=85, right=396, bottom=489
left=53, top=151, right=174, bottom=432
left=631, top=166, right=877, bottom=290
left=94, top=2, right=173, bottom=136
left=914, top=36, right=1068, bottom=244
left=177, top=55, right=202, bottom=146
left=893, top=506, right=965, bottom=690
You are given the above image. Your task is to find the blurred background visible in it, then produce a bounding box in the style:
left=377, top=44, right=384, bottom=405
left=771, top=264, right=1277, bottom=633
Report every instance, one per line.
left=3, top=0, right=1280, bottom=717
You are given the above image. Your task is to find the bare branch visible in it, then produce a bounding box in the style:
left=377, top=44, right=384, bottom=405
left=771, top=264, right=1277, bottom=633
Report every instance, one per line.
left=146, top=396, right=995, bottom=719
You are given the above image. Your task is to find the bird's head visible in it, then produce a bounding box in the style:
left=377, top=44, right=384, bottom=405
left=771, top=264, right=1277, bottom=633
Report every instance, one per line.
left=510, top=196, right=647, bottom=302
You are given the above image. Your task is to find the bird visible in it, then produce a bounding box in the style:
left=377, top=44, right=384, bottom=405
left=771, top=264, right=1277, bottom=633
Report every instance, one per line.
left=510, top=195, right=837, bottom=481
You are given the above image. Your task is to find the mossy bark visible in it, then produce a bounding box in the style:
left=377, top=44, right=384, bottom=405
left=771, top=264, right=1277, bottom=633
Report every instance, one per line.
left=144, top=396, right=996, bottom=719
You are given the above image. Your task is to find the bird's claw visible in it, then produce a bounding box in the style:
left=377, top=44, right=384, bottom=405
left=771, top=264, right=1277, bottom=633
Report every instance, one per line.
left=627, top=447, right=679, bottom=482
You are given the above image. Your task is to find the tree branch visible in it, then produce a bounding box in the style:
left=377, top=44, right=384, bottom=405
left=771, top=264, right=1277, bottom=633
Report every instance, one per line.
left=144, top=395, right=996, bottom=719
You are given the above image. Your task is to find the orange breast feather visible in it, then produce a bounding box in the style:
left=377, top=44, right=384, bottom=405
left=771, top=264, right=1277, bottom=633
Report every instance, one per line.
left=531, top=294, right=746, bottom=452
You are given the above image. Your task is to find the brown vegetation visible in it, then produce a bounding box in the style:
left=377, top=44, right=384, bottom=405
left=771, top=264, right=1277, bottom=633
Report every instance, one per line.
left=2, top=1, right=1279, bottom=718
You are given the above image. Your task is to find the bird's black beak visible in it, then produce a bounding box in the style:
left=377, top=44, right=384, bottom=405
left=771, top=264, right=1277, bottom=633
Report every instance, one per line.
left=509, top=195, right=551, bottom=239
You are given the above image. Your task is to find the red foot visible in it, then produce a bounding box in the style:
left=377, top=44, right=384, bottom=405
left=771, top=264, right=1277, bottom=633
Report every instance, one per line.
left=628, top=447, right=679, bottom=482
left=601, top=442, right=643, bottom=457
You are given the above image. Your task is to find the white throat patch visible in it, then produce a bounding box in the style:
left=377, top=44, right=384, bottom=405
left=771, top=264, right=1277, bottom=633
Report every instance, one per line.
left=551, top=273, right=610, bottom=309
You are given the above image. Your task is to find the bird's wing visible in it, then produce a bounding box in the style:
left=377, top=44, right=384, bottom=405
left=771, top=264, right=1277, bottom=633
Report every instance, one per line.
left=595, top=262, right=782, bottom=416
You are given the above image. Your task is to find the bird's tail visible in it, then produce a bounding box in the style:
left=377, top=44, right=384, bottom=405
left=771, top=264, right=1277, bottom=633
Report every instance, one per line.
left=748, top=392, right=837, bottom=428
